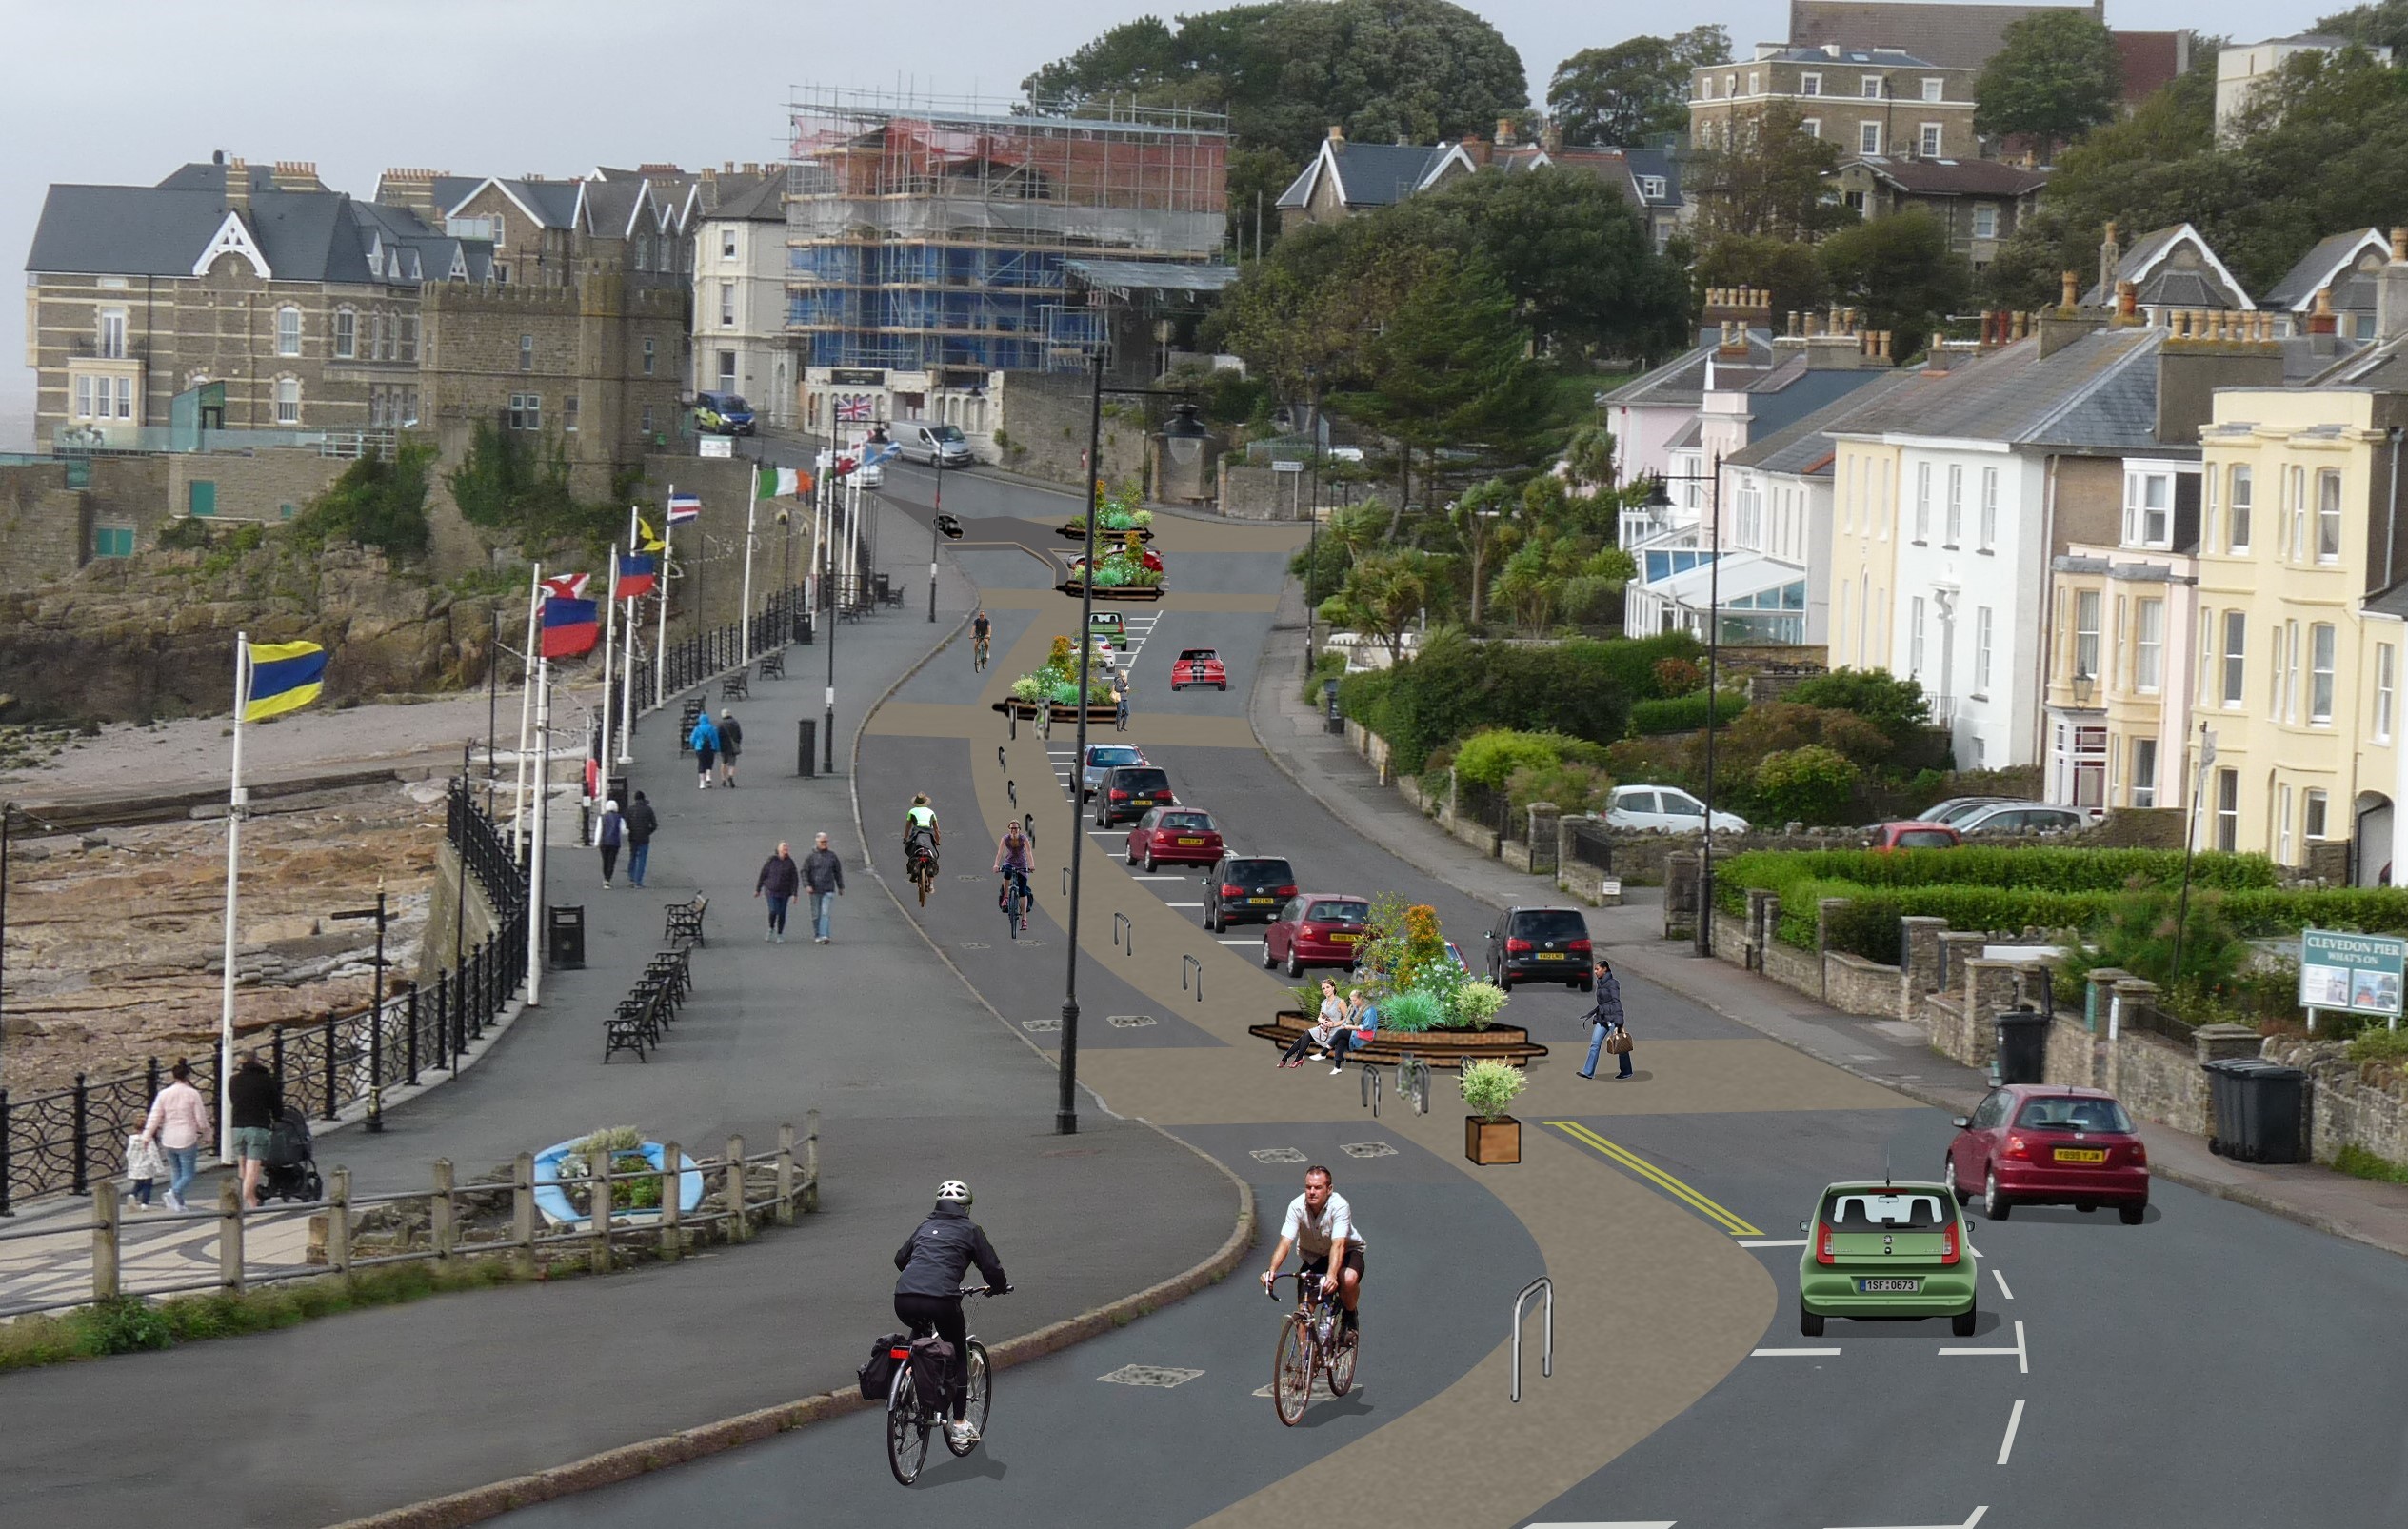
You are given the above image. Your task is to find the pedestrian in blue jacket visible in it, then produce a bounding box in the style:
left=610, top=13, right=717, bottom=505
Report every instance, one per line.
left=689, top=711, right=721, bottom=789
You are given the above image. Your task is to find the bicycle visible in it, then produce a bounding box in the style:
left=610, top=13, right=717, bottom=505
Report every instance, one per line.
left=1001, top=873, right=1029, bottom=941
left=973, top=633, right=991, bottom=673
left=906, top=840, right=939, bottom=907
left=1266, top=1269, right=1358, bottom=1425
left=886, top=1284, right=1001, bottom=1486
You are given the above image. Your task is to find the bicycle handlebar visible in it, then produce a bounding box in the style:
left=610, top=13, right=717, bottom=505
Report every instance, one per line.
left=959, top=1284, right=1009, bottom=1298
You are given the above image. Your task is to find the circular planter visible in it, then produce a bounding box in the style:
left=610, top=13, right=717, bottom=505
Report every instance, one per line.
left=1059, top=578, right=1164, bottom=602
left=992, top=698, right=1122, bottom=725
left=532, top=1138, right=706, bottom=1228
left=1060, top=522, right=1154, bottom=543
left=1251, top=1012, right=1545, bottom=1069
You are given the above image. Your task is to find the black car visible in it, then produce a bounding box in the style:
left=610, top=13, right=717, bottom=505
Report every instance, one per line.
left=1092, top=765, right=1175, bottom=826
left=1484, top=905, right=1594, bottom=990
left=1204, top=854, right=1298, bottom=931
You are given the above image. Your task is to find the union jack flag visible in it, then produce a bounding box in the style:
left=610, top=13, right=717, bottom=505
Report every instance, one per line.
left=835, top=393, right=873, bottom=423
left=539, top=572, right=589, bottom=601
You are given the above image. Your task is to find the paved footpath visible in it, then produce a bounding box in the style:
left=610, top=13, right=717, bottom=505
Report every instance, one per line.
left=0, top=496, right=1237, bottom=1529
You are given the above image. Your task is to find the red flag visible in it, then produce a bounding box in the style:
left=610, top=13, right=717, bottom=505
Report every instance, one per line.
left=540, top=596, right=599, bottom=658
left=540, top=572, right=589, bottom=601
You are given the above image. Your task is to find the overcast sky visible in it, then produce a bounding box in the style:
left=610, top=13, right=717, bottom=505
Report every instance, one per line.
left=0, top=0, right=2322, bottom=449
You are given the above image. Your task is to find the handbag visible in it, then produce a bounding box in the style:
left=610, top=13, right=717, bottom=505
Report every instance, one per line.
left=1605, top=1028, right=1634, bottom=1055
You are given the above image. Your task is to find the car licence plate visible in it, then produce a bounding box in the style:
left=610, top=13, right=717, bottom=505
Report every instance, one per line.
left=1857, top=1278, right=1920, bottom=1293
left=1248, top=896, right=1277, bottom=904
left=1176, top=837, right=1204, bottom=845
left=2055, top=1148, right=2108, bottom=1163
left=1332, top=932, right=1361, bottom=943
left=1129, top=798, right=1154, bottom=808
left=1534, top=952, right=1565, bottom=961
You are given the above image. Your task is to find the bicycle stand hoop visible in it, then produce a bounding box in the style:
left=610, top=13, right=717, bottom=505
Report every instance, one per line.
left=1113, top=910, right=1133, bottom=954
left=1511, top=1276, right=1554, bottom=1403
left=1181, top=952, right=1203, bottom=1001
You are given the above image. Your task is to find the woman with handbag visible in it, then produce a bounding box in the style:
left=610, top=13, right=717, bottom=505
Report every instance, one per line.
left=1579, top=959, right=1634, bottom=1080
left=139, top=1058, right=211, bottom=1211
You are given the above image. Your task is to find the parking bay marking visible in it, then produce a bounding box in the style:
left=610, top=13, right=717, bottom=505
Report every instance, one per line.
left=1544, top=1122, right=1764, bottom=1237
left=1938, top=1318, right=2027, bottom=1374
left=1750, top=1347, right=1841, bottom=1358
left=1991, top=1269, right=2013, bottom=1301
left=1739, top=1238, right=1806, bottom=1249
left=1824, top=1508, right=1985, bottom=1529
left=1996, top=1399, right=2025, bottom=1465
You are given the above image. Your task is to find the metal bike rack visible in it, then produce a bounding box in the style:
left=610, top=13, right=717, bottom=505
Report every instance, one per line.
left=1005, top=779, right=1018, bottom=812
left=1113, top=910, right=1133, bottom=955
left=1062, top=865, right=1072, bottom=896
left=997, top=744, right=1007, bottom=769
left=1397, top=1052, right=1430, bottom=1116
left=1360, top=1064, right=1382, bottom=1116
left=1181, top=953, right=1204, bottom=1002
left=1511, top=1277, right=1554, bottom=1403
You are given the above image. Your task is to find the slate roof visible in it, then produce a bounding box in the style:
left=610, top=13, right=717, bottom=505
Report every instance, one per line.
left=28, top=182, right=430, bottom=286
left=701, top=171, right=786, bottom=221
left=1752, top=44, right=1945, bottom=67
left=1274, top=140, right=1448, bottom=209
left=1787, top=0, right=2100, bottom=70
left=1622, top=147, right=1683, bottom=207
left=2263, top=228, right=2389, bottom=310
left=2309, top=329, right=2408, bottom=388
left=443, top=176, right=582, bottom=228
left=2080, top=223, right=2252, bottom=310
left=1724, top=366, right=1931, bottom=475
left=1839, top=155, right=2049, bottom=197
left=1602, top=331, right=1776, bottom=409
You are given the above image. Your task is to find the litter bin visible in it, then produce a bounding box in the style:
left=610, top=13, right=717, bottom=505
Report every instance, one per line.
left=607, top=772, right=631, bottom=811
left=2206, top=1057, right=2307, bottom=1162
left=796, top=718, right=818, bottom=778
left=1323, top=677, right=1343, bottom=735
left=1993, top=1006, right=2050, bottom=1085
left=794, top=611, right=813, bottom=645
left=2203, top=1057, right=2250, bottom=1157
left=547, top=904, right=587, bottom=970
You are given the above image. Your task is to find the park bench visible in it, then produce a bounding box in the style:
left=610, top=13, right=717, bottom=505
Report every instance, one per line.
left=665, top=895, right=710, bottom=950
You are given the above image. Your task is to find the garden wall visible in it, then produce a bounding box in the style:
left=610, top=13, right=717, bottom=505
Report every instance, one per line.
left=2267, top=1035, right=2408, bottom=1167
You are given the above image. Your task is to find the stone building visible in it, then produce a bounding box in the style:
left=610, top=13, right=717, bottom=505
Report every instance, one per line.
left=1825, top=155, right=2049, bottom=267
left=1692, top=45, right=1979, bottom=160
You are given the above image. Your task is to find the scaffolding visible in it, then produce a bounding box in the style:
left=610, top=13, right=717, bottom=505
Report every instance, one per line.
left=786, top=88, right=1229, bottom=372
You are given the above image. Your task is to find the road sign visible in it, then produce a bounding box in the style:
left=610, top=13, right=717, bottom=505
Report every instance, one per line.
left=697, top=436, right=733, bottom=458
left=1272, top=459, right=1305, bottom=474
left=2299, top=929, right=2406, bottom=1018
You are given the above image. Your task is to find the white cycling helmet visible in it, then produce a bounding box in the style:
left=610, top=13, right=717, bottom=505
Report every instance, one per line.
left=936, top=1180, right=973, bottom=1205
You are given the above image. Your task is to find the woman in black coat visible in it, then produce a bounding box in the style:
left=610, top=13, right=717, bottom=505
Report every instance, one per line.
left=1578, top=959, right=1632, bottom=1080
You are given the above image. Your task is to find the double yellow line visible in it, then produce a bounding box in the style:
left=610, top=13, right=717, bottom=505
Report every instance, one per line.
left=1545, top=1121, right=1764, bottom=1238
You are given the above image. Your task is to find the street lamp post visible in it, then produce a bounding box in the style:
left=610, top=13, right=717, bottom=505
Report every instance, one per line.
left=1059, top=348, right=1106, bottom=1136
left=929, top=448, right=944, bottom=623
left=824, top=406, right=840, bottom=776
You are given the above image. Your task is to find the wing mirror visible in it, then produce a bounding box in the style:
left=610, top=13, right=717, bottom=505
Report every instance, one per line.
left=1799, top=1220, right=1811, bottom=1234
left=1950, top=1117, right=1971, bottom=1129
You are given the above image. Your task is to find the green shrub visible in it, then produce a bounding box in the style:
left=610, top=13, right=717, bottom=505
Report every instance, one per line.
left=157, top=517, right=214, bottom=551
left=1450, top=979, right=1509, bottom=1031
left=1506, top=760, right=1611, bottom=818
left=80, top=1296, right=172, bottom=1356
left=1629, top=689, right=1748, bottom=736
left=1786, top=667, right=1931, bottom=742
left=296, top=437, right=435, bottom=559
left=1751, top=745, right=1861, bottom=825
left=1455, top=729, right=1580, bottom=788
left=1653, top=657, right=1704, bottom=695
left=1302, top=648, right=1347, bottom=705
left=2347, top=1027, right=2408, bottom=1066
left=1333, top=629, right=1699, bottom=772
left=1459, top=1059, right=1528, bottom=1121
left=2060, top=884, right=2252, bottom=994
left=1380, top=989, right=1444, bottom=1033
left=2336, top=1143, right=2408, bottom=1185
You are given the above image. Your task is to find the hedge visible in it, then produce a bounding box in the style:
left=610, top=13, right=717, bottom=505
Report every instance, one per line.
left=1629, top=689, right=1748, bottom=736
left=1337, top=628, right=1703, bottom=773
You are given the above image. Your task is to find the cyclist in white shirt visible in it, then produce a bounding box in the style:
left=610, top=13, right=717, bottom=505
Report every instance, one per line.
left=1260, top=1164, right=1364, bottom=1340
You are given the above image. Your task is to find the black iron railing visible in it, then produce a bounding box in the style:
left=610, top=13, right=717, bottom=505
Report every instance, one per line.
left=0, top=780, right=528, bottom=1214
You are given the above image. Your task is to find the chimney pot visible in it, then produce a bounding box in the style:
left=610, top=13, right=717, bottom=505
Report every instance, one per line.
left=1327, top=124, right=1345, bottom=142
left=2060, top=269, right=2079, bottom=309
left=2393, top=227, right=2408, bottom=263
left=1787, top=309, right=1801, bottom=337
left=1496, top=116, right=1515, bottom=146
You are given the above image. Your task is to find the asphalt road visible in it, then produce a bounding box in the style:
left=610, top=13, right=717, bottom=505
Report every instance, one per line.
left=524, top=463, right=2408, bottom=1528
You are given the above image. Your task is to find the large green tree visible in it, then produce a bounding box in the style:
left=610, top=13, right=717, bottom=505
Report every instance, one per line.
left=1546, top=27, right=1730, bottom=146
left=1817, top=211, right=1972, bottom=351
left=1973, top=10, right=2123, bottom=157
left=2318, top=0, right=2408, bottom=53
left=1695, top=233, right=1830, bottom=328
left=1685, top=103, right=1851, bottom=240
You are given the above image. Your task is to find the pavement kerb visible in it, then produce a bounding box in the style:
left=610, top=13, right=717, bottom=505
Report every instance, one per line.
left=322, top=1176, right=1256, bottom=1529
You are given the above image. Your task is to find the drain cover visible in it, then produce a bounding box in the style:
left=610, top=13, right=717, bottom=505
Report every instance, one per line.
left=1098, top=1365, right=1204, bottom=1388
left=1250, top=1147, right=1307, bottom=1163
left=1023, top=1018, right=1062, bottom=1032
left=961, top=942, right=990, bottom=950
left=1339, top=1141, right=1397, bottom=1159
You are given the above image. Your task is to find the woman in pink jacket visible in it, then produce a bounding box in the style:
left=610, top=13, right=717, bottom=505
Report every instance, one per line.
left=140, top=1060, right=211, bottom=1213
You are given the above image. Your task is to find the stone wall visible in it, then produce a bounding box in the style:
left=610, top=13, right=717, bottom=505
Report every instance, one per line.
left=1824, top=951, right=1902, bottom=1016
left=2103, top=1026, right=2212, bottom=1137
left=993, top=370, right=1148, bottom=492
left=2267, top=1035, right=2408, bottom=1166
left=0, top=455, right=174, bottom=591
left=166, top=448, right=351, bottom=525
left=2086, top=807, right=2187, bottom=848
left=1217, top=461, right=1305, bottom=521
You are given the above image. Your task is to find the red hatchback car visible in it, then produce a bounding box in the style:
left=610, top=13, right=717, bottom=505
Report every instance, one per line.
left=1171, top=648, right=1227, bottom=691
left=1869, top=822, right=1961, bottom=851
left=1259, top=894, right=1372, bottom=977
left=1944, top=1084, right=2149, bottom=1223
left=1124, top=807, right=1223, bottom=871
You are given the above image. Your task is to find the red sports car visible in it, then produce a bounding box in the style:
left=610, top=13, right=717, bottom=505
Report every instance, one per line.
left=1944, top=1084, right=2150, bottom=1223
left=1124, top=807, right=1223, bottom=871
left=1259, top=894, right=1373, bottom=978
left=1171, top=648, right=1227, bottom=691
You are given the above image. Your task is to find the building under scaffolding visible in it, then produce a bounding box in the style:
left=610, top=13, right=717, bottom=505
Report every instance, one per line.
left=786, top=89, right=1230, bottom=387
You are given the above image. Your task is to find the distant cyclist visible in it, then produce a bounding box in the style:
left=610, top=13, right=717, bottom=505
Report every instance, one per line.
left=894, top=1180, right=1010, bottom=1450
left=1260, top=1164, right=1363, bottom=1342
left=904, top=793, right=941, bottom=874
left=971, top=608, right=992, bottom=672
left=993, top=816, right=1035, bottom=933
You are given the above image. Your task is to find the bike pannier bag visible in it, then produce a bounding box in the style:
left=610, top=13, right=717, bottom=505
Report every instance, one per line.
left=910, top=1334, right=956, bottom=1412
left=858, top=1332, right=909, bottom=1401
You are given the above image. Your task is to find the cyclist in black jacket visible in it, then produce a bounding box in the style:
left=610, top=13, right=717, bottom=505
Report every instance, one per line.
left=894, top=1180, right=1010, bottom=1447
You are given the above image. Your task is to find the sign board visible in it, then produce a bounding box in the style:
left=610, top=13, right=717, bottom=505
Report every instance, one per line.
left=829, top=368, right=886, bottom=387
left=2299, top=929, right=2406, bottom=1018
left=1272, top=460, right=1305, bottom=474
left=697, top=436, right=733, bottom=459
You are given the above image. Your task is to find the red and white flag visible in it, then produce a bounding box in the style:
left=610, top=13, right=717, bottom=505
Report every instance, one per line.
left=540, top=572, right=590, bottom=601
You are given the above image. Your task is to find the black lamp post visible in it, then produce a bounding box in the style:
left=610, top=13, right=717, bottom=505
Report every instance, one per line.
left=929, top=444, right=944, bottom=623
left=1642, top=459, right=1724, bottom=958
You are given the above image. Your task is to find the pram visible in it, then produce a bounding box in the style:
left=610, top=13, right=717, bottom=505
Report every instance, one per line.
left=258, top=1107, right=324, bottom=1204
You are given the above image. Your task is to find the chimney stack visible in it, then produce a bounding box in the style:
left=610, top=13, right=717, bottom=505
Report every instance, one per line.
left=2115, top=279, right=2139, bottom=324
left=2380, top=227, right=2408, bottom=343
left=2060, top=269, right=2080, bottom=311
left=1541, top=119, right=1562, bottom=152
left=1496, top=116, right=1516, bottom=148
left=2099, top=221, right=2121, bottom=302
left=226, top=157, right=250, bottom=213
left=1327, top=124, right=1346, bottom=143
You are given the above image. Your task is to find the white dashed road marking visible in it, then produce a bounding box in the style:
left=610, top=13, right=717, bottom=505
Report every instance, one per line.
left=1992, top=1268, right=2014, bottom=1301
left=1939, top=1319, right=2027, bottom=1373
left=1750, top=1347, right=1841, bottom=1358
left=1996, top=1399, right=2025, bottom=1465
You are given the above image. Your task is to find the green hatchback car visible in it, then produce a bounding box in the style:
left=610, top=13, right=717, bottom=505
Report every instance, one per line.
left=1798, top=1180, right=1978, bottom=1338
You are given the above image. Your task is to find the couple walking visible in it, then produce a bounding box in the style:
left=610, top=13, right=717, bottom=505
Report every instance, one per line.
left=689, top=709, right=744, bottom=788
left=757, top=833, right=845, bottom=943
left=592, top=791, right=659, bottom=889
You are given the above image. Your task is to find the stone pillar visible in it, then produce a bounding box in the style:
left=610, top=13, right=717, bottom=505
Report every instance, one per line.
left=1901, top=917, right=1949, bottom=992
left=2192, top=1022, right=2261, bottom=1064
left=1936, top=931, right=1987, bottom=996
left=1960, top=959, right=2022, bottom=1066
left=1445, top=766, right=1460, bottom=828
left=1664, top=851, right=1698, bottom=939
left=2107, top=978, right=2159, bottom=1040
left=1744, top=888, right=1778, bottom=972
left=2082, top=967, right=2130, bottom=1035
left=1527, top=803, right=1560, bottom=874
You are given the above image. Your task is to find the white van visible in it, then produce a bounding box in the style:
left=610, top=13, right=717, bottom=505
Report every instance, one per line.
left=894, top=420, right=975, bottom=467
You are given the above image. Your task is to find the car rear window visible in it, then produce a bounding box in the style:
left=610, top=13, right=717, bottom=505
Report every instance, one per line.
left=1823, top=1191, right=1949, bottom=1229
left=1114, top=768, right=1169, bottom=792
left=1892, top=829, right=1957, bottom=849
left=1310, top=900, right=1370, bottom=923
left=1158, top=812, right=1212, bottom=831
left=2014, top=1097, right=2133, bottom=1134
left=1511, top=910, right=1589, bottom=942
left=1180, top=648, right=1219, bottom=662
left=1226, top=858, right=1294, bottom=884
left=1087, top=746, right=1142, bottom=766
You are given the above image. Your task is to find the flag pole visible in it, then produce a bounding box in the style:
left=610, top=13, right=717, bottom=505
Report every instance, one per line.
left=511, top=561, right=542, bottom=863
left=619, top=506, right=639, bottom=762
left=218, top=634, right=249, bottom=1166
left=526, top=654, right=550, bottom=1006
left=600, top=548, right=618, bottom=781
left=741, top=462, right=760, bottom=665
left=655, top=487, right=674, bottom=708
left=808, top=460, right=825, bottom=616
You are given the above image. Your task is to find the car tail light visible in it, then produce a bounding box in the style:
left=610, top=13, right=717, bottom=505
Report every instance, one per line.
left=1110, top=789, right=1129, bottom=801
left=1299, top=923, right=1322, bottom=938
left=2004, top=1133, right=2031, bottom=1162
left=1505, top=938, right=1533, bottom=954
left=1940, top=1219, right=1960, bottom=1265
left=1275, top=884, right=1297, bottom=897
left=1569, top=939, right=1593, bottom=956
left=1222, top=884, right=1243, bottom=898
left=2127, top=1141, right=2148, bottom=1167
left=1816, top=1221, right=1836, bottom=1265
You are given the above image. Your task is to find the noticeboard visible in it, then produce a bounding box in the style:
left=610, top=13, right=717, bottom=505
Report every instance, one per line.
left=2299, top=929, right=2407, bottom=1018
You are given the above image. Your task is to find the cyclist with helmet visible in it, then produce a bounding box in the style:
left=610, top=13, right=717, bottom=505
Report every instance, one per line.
left=894, top=1179, right=1010, bottom=1449
left=903, top=794, right=941, bottom=880
left=1260, top=1163, right=1363, bottom=1342
left=993, top=815, right=1036, bottom=933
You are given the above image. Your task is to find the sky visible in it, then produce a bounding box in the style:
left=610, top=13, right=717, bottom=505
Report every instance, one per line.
left=0, top=0, right=2329, bottom=450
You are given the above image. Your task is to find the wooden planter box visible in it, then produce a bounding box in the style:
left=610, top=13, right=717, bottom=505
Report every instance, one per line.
left=1059, top=579, right=1164, bottom=602
left=992, top=699, right=1123, bottom=725
left=1248, top=1012, right=1546, bottom=1069
left=1059, top=523, right=1154, bottom=543
left=1465, top=1115, right=1522, bottom=1165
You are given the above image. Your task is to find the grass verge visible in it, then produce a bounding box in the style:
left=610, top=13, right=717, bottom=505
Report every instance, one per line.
left=2333, top=1143, right=2408, bottom=1187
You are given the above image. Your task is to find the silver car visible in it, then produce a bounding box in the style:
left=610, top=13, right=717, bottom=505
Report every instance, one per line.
left=1079, top=743, right=1146, bottom=801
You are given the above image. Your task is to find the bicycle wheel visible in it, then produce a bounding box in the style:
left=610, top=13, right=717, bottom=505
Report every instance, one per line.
left=1325, top=1318, right=1358, bottom=1397
left=945, top=1342, right=991, bottom=1456
left=886, top=1366, right=930, bottom=1486
left=1272, top=1316, right=1315, bottom=1426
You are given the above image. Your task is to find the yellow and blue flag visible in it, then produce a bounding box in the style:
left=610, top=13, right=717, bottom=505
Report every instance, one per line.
left=243, top=641, right=327, bottom=723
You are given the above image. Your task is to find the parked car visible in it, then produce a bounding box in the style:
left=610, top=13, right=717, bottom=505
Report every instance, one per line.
left=1602, top=784, right=1749, bottom=835
left=1868, top=822, right=1962, bottom=852
left=1203, top=853, right=1298, bottom=931
left=1955, top=803, right=2087, bottom=838
left=1483, top=905, right=1594, bottom=990
left=1798, top=1180, right=1978, bottom=1338
left=1087, top=611, right=1128, bottom=650
left=1124, top=807, right=1222, bottom=871
left=894, top=419, right=975, bottom=467
left=1078, top=744, right=1147, bottom=801
left=1092, top=764, right=1175, bottom=826
left=1944, top=1084, right=2149, bottom=1223
left=1261, top=894, right=1372, bottom=977
left=693, top=391, right=755, bottom=436
left=1171, top=648, right=1227, bottom=691
left=853, top=457, right=885, bottom=488
left=1916, top=796, right=2020, bottom=826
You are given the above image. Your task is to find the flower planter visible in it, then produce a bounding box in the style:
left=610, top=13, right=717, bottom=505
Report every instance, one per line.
left=1465, top=1115, right=1522, bottom=1165
left=1250, top=1012, right=1546, bottom=1068
left=992, top=698, right=1124, bottom=725
left=1059, top=522, right=1153, bottom=543
left=1059, top=578, right=1164, bottom=602
left=531, top=1138, right=706, bottom=1228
